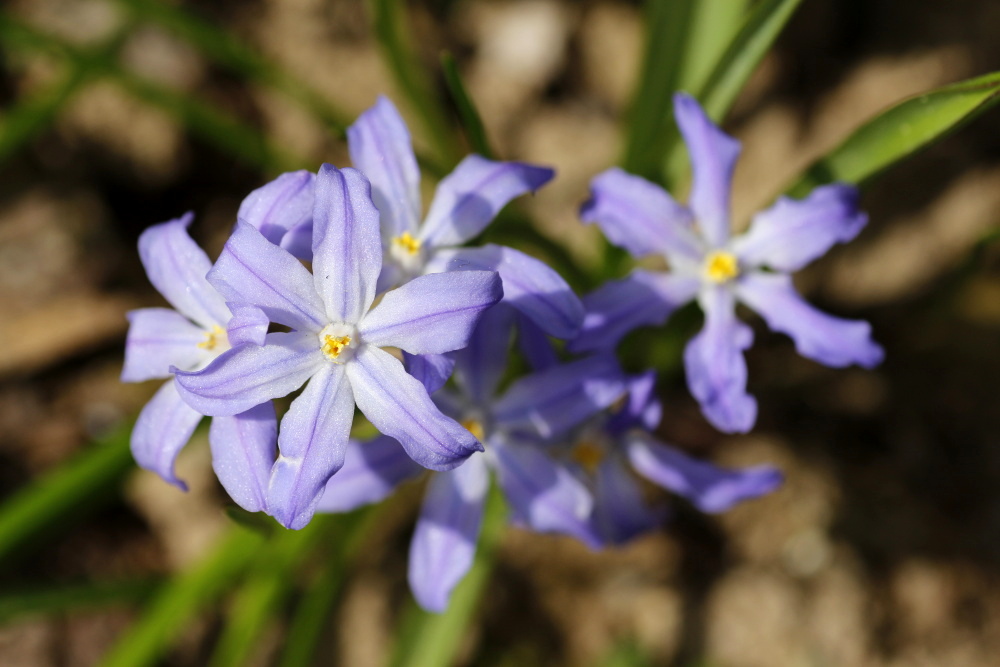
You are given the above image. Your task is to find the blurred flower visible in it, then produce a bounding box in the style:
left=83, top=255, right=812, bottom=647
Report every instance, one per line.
left=573, top=92, right=884, bottom=433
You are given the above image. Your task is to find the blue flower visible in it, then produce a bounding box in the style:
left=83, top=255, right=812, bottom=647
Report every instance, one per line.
left=573, top=92, right=884, bottom=433
left=173, top=165, right=503, bottom=530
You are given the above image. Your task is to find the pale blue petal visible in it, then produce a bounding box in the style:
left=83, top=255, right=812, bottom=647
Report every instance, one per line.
left=684, top=286, right=756, bottom=433
left=209, top=403, right=277, bottom=513
left=591, top=457, right=665, bottom=545
left=236, top=170, right=315, bottom=257
left=454, top=304, right=515, bottom=405
left=347, top=345, right=483, bottom=471
left=315, top=436, right=424, bottom=513
left=347, top=96, right=422, bottom=238
left=225, top=305, right=268, bottom=347
left=403, top=352, right=456, bottom=394
left=267, top=364, right=355, bottom=529
left=674, top=92, right=740, bottom=247
left=358, top=270, right=502, bottom=354
left=312, top=165, right=382, bottom=324
left=517, top=312, right=559, bottom=372
left=568, top=270, right=699, bottom=354
left=122, top=308, right=208, bottom=382
left=580, top=167, right=700, bottom=261
left=280, top=219, right=314, bottom=260
left=626, top=433, right=782, bottom=513
left=131, top=379, right=203, bottom=491
left=208, top=221, right=327, bottom=332
left=409, top=453, right=488, bottom=612
left=736, top=272, right=884, bottom=368
left=174, top=331, right=323, bottom=417
left=420, top=155, right=554, bottom=247
left=606, top=371, right=662, bottom=436
left=138, top=213, right=230, bottom=329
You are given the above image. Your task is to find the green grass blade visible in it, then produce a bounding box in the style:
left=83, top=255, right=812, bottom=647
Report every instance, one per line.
left=786, top=69, right=1000, bottom=197
left=675, top=0, right=750, bottom=96
left=0, top=579, right=159, bottom=624
left=440, top=51, right=494, bottom=159
left=0, top=425, right=134, bottom=565
left=388, top=483, right=506, bottom=667
left=97, top=526, right=266, bottom=667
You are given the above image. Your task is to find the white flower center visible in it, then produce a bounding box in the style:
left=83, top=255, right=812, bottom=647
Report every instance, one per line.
left=702, top=250, right=740, bottom=283
left=388, top=232, right=426, bottom=277
left=318, top=323, right=359, bottom=363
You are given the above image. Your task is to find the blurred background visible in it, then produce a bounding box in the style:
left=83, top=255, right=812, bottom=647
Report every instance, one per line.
left=2, top=0, right=1000, bottom=665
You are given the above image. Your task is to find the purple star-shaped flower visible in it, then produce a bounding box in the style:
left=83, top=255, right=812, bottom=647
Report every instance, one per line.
left=122, top=215, right=275, bottom=512
left=173, top=165, right=503, bottom=530
left=573, top=92, right=884, bottom=433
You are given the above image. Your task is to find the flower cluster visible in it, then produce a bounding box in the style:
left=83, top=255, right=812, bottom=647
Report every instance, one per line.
left=123, top=93, right=880, bottom=611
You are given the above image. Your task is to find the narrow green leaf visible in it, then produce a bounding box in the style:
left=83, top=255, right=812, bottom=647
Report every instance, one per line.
left=388, top=483, right=506, bottom=667
left=0, top=579, right=159, bottom=624
left=0, top=424, right=134, bottom=565
left=98, top=526, right=265, bottom=667
left=674, top=0, right=750, bottom=96
left=440, top=51, right=494, bottom=159
left=786, top=70, right=1000, bottom=197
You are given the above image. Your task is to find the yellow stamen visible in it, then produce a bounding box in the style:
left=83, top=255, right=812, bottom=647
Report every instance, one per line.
left=703, top=250, right=739, bottom=283
left=462, top=418, right=485, bottom=442
left=197, top=325, right=227, bottom=351
left=392, top=232, right=421, bottom=256
left=321, top=335, right=352, bottom=360
left=572, top=440, right=605, bottom=474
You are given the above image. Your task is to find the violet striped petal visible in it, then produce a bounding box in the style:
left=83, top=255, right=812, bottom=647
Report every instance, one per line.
left=209, top=403, right=277, bottom=513
left=138, top=213, right=230, bottom=329
left=568, top=270, right=700, bottom=354
left=347, top=96, right=422, bottom=238
left=315, top=436, right=424, bottom=513
left=420, top=155, right=554, bottom=247
left=626, top=433, right=782, bottom=513
left=268, top=364, right=355, bottom=529
left=131, top=379, right=203, bottom=491
left=684, top=286, right=756, bottom=433
left=225, top=305, right=268, bottom=347
left=591, top=457, right=665, bottom=545
left=312, top=165, right=382, bottom=324
left=674, top=93, right=740, bottom=247
left=492, top=355, right=627, bottom=440
left=237, top=170, right=315, bottom=255
left=208, top=221, right=326, bottom=332
left=580, top=167, right=700, bottom=261
left=517, top=312, right=559, bottom=372
left=454, top=304, right=516, bottom=405
left=122, top=308, right=209, bottom=382
left=347, top=345, right=483, bottom=471
left=606, top=371, right=662, bottom=436
left=280, top=219, right=314, bottom=260
left=403, top=352, right=456, bottom=394
left=174, top=331, right=323, bottom=417
left=732, top=184, right=868, bottom=272
left=736, top=272, right=884, bottom=368
left=408, top=453, right=489, bottom=612
left=358, top=270, right=502, bottom=354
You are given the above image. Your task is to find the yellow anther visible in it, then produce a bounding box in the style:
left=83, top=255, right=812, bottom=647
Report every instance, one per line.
left=571, top=440, right=605, bottom=474
left=321, top=335, right=352, bottom=360
left=197, top=325, right=227, bottom=351
left=392, top=232, right=421, bottom=256
left=462, top=418, right=486, bottom=442
left=703, top=250, right=739, bottom=283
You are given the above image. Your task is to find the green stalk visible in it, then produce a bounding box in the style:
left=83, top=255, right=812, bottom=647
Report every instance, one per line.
left=0, top=579, right=159, bottom=624
left=440, top=51, right=494, bottom=159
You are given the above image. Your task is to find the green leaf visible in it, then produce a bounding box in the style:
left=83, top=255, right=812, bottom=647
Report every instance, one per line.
left=440, top=51, right=494, bottom=159
left=0, top=579, right=158, bottom=624
left=674, top=0, right=750, bottom=96
left=388, top=483, right=507, bottom=667
left=786, top=70, right=1000, bottom=197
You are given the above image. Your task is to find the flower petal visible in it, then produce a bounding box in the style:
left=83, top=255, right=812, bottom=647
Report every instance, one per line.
left=517, top=312, right=559, bottom=372
left=403, top=352, right=456, bottom=395
left=280, top=219, right=314, bottom=260
left=580, top=167, right=700, bottom=260
left=358, top=270, right=502, bottom=354
left=267, top=363, right=355, bottom=529
left=225, top=305, right=268, bottom=347
left=568, top=270, right=699, bottom=354
left=312, top=165, right=382, bottom=324
left=208, top=221, right=327, bottom=332
left=453, top=304, right=516, bottom=405
left=591, top=457, right=666, bottom=545
left=674, top=92, right=740, bottom=247
left=491, top=434, right=599, bottom=548
left=138, top=213, right=230, bottom=329
left=174, top=332, right=323, bottom=416
left=732, top=184, right=867, bottom=272
left=492, top=355, right=626, bottom=439
left=408, top=453, right=489, bottom=612
left=626, top=433, right=782, bottom=513
left=684, top=286, right=756, bottom=433
left=420, top=155, right=554, bottom=247
left=209, top=403, right=277, bottom=513
left=122, top=308, right=209, bottom=382
left=347, top=345, right=483, bottom=471
left=736, top=271, right=884, bottom=368
left=430, top=245, right=583, bottom=339
left=236, top=170, right=315, bottom=258
left=606, top=371, right=662, bottom=436
left=131, top=379, right=203, bottom=490
left=347, top=96, right=422, bottom=238
left=315, top=435, right=424, bottom=513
